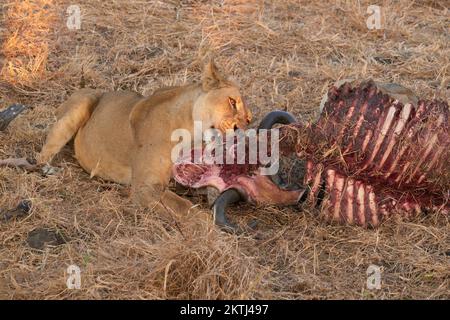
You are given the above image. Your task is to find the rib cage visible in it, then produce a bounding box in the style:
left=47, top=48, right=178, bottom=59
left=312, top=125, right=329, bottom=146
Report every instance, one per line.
left=281, top=81, right=449, bottom=226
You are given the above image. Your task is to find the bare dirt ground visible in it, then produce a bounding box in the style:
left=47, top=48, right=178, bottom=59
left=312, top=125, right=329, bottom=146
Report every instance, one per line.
left=0, top=0, right=449, bottom=299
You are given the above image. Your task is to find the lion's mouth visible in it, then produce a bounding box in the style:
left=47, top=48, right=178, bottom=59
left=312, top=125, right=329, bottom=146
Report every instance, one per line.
left=218, top=119, right=241, bottom=133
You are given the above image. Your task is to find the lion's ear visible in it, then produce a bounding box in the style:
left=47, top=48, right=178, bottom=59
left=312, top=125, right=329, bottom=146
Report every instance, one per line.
left=202, top=59, right=225, bottom=91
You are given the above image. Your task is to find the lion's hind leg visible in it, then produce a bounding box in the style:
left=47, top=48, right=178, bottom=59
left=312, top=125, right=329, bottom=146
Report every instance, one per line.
left=38, top=89, right=102, bottom=165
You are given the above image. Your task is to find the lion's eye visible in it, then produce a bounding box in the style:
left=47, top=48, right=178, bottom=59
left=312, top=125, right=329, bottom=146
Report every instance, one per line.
left=228, top=97, right=237, bottom=110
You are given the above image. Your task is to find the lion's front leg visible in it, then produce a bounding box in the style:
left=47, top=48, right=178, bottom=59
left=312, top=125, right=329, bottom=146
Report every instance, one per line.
left=132, top=181, right=198, bottom=217
left=130, top=148, right=199, bottom=217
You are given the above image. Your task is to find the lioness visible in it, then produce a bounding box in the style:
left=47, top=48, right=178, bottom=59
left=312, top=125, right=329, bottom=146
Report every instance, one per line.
left=36, top=60, right=252, bottom=215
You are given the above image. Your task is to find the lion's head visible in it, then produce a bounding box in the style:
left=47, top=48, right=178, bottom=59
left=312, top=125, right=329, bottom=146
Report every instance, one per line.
left=194, top=60, right=252, bottom=133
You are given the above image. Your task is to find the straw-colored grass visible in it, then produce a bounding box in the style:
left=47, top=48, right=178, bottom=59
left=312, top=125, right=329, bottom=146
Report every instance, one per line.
left=0, top=0, right=449, bottom=299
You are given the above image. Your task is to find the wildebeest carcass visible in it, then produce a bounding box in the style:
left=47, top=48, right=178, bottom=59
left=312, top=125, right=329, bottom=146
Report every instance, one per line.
left=173, top=80, right=449, bottom=232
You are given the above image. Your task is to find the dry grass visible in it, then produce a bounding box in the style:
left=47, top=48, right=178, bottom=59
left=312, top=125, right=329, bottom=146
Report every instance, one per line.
left=1, top=0, right=57, bottom=86
left=0, top=0, right=449, bottom=299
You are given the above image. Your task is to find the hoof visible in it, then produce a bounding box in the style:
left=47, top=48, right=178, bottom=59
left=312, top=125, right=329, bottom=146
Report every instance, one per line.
left=26, top=228, right=68, bottom=250
left=0, top=104, right=27, bottom=131
left=1, top=200, right=32, bottom=221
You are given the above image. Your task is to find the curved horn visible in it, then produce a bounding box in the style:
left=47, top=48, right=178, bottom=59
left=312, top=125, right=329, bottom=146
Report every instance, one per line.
left=258, top=110, right=296, bottom=131
left=0, top=104, right=27, bottom=131
left=258, top=110, right=297, bottom=189
left=212, top=189, right=242, bottom=232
